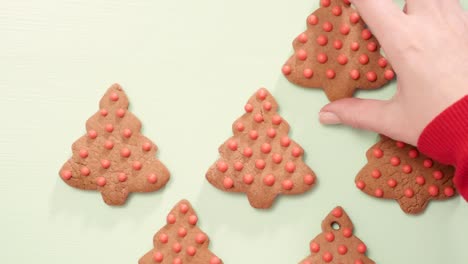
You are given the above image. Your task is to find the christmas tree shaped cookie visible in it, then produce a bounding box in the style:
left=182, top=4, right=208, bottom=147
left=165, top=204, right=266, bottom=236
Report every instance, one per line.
left=59, top=84, right=170, bottom=205
left=355, top=136, right=456, bottom=214
left=139, top=200, right=223, bottom=264
left=299, top=207, right=375, bottom=264
left=282, top=0, right=394, bottom=101
left=206, top=88, right=317, bottom=209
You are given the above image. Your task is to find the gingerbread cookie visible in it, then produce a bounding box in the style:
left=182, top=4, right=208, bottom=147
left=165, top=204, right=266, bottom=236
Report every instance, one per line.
left=299, top=206, right=375, bottom=264
left=139, top=200, right=223, bottom=264
left=355, top=135, right=456, bottom=214
left=282, top=0, right=394, bottom=101
left=206, top=88, right=317, bottom=209
left=59, top=84, right=170, bottom=205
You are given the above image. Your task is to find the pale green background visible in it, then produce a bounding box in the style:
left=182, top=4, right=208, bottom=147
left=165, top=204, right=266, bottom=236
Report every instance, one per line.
left=1, top=0, right=467, bottom=263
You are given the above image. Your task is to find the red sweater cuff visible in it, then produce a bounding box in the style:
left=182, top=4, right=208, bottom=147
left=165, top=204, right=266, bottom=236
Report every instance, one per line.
left=418, top=96, right=468, bottom=201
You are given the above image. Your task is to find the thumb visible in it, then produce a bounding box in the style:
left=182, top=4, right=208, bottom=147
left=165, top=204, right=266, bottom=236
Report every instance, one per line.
left=319, top=98, right=397, bottom=135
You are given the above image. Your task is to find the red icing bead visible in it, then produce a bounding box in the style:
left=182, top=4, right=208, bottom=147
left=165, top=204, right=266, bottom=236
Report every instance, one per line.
left=317, top=53, right=328, bottom=64
left=338, top=245, right=348, bottom=255
left=267, top=128, right=276, bottom=138
left=371, top=169, right=381, bottom=179
left=340, top=24, right=350, bottom=35
left=263, top=174, right=275, bottom=186
left=178, top=227, right=187, bottom=238
left=350, top=69, right=360, bottom=80
left=404, top=188, right=414, bottom=198
left=390, top=156, right=400, bottom=166
left=173, top=258, right=181, bottom=264
left=317, top=35, right=328, bottom=46
left=323, top=22, right=333, bottom=32
left=325, top=232, right=335, bottom=242
left=243, top=174, right=254, bottom=184
left=120, top=148, right=131, bottom=158
left=118, top=172, right=127, bottom=182
left=147, top=173, right=158, bottom=184
left=272, top=153, right=283, bottom=164
left=272, top=115, right=282, bottom=125
left=186, top=246, right=196, bottom=256
left=217, top=161, right=228, bottom=172
left=375, top=188, right=384, bottom=197
left=326, top=69, right=336, bottom=79
left=195, top=233, right=207, bottom=244
left=303, top=68, right=314, bottom=79
left=188, top=215, right=198, bottom=225
left=367, top=42, right=377, bottom=52
left=343, top=228, right=353, bottom=238
left=378, top=57, right=388, bottom=68
left=243, top=147, right=253, bottom=157
left=416, top=176, right=426, bottom=185
left=323, top=252, right=333, bottom=262
left=337, top=54, right=348, bottom=65
left=387, top=178, right=397, bottom=188
left=261, top=143, right=272, bottom=154
left=80, top=167, right=91, bottom=176
left=178, top=204, right=188, bottom=215
left=254, top=113, right=264, bottom=123
left=234, top=161, right=244, bottom=171
left=361, top=29, right=372, bottom=40
left=359, top=54, right=369, bottom=65
left=167, top=214, right=176, bottom=224
left=350, top=12, right=360, bottom=24
left=402, top=164, right=412, bottom=174
left=101, top=159, right=111, bottom=169
left=304, top=174, right=316, bottom=185
left=244, top=103, right=253, bottom=113
left=343, top=0, right=351, bottom=4
left=172, top=242, right=182, bottom=253
left=356, top=180, right=366, bottom=190
left=249, top=130, right=259, bottom=140
left=408, top=149, right=419, bottom=158
left=227, top=140, right=238, bottom=151
left=210, top=257, right=221, bottom=264
left=351, top=42, right=360, bottom=51
left=281, top=136, right=291, bottom=147
left=142, top=142, right=152, bottom=151
left=310, top=242, right=320, bottom=253
left=292, top=147, right=302, bottom=157
left=321, top=0, right=331, bottom=7
left=79, top=149, right=88, bottom=158
left=116, top=108, right=126, bottom=118
left=122, top=128, right=132, bottom=138
left=366, top=71, right=377, bottom=82
left=88, top=130, right=97, bottom=139
left=105, top=123, right=114, bottom=133
left=423, top=159, right=433, bottom=168
left=282, top=65, right=292, bottom=75
left=332, top=207, right=343, bottom=217
left=256, top=159, right=266, bottom=170
left=355, top=259, right=364, bottom=264
left=61, top=170, right=72, bottom=180
left=257, top=89, right=267, bottom=100
left=396, top=141, right=405, bottom=148
left=308, top=15, right=319, bottom=25
left=104, top=140, right=114, bottom=150
left=357, top=243, right=367, bottom=253
left=285, top=162, right=296, bottom=173
left=110, top=92, right=119, bottom=101
left=159, top=233, right=168, bottom=243
left=373, top=148, right=383, bottom=158
left=298, top=33, right=308, bottom=43
left=444, top=187, right=455, bottom=197
left=263, top=101, right=272, bottom=111
left=428, top=185, right=439, bottom=196
left=384, top=69, right=395, bottom=80
left=282, top=180, right=294, bottom=190
left=235, top=122, right=245, bottom=132
left=223, top=177, right=234, bottom=189
left=153, top=252, right=163, bottom=262
left=100, top=109, right=108, bottom=116
left=332, top=6, right=342, bottom=16
left=297, top=49, right=308, bottom=61
left=433, top=170, right=444, bottom=180
left=333, top=40, right=343, bottom=49
left=132, top=161, right=142, bottom=170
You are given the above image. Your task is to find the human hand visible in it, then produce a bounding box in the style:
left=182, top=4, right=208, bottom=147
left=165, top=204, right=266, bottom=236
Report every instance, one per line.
left=319, top=0, right=468, bottom=146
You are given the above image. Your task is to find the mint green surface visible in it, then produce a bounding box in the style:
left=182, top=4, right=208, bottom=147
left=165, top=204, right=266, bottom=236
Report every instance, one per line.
left=1, top=0, right=467, bottom=263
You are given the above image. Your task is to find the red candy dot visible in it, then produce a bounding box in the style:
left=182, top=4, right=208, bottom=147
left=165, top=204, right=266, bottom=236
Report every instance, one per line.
left=235, top=122, right=245, bottom=132
left=227, top=140, right=238, bottom=151
left=303, top=68, right=314, bottom=79
left=109, top=92, right=119, bottom=101
left=325, top=232, right=335, bottom=242
left=337, top=54, right=348, bottom=65
left=402, top=164, right=412, bottom=174
left=340, top=24, right=350, bottom=35
left=444, top=187, right=455, bottom=197
left=256, top=159, right=266, bottom=170
left=179, top=203, right=189, bottom=213
left=118, top=173, right=127, bottom=182
left=142, top=142, right=152, bottom=151
left=423, top=159, right=433, bottom=168
left=375, top=188, right=384, bottom=197
left=343, top=228, right=353, bottom=238
left=298, top=33, right=308, bottom=43
left=234, top=161, right=243, bottom=171
left=223, top=177, right=234, bottom=189
left=282, top=180, right=294, bottom=190
left=285, top=162, right=296, bottom=173
left=332, top=6, right=342, bottom=16
left=323, top=252, right=333, bottom=262
left=310, top=242, right=320, bottom=253
left=173, top=258, right=181, bottom=264
left=186, top=246, right=196, bottom=256
left=361, top=29, right=372, bottom=40
left=332, top=207, right=343, bottom=217
left=367, top=42, right=377, bottom=52
left=261, top=143, right=272, bottom=154
left=263, top=174, right=275, bottom=186
left=351, top=42, right=360, bottom=51
left=373, top=148, right=383, bottom=158
left=359, top=54, right=369, bottom=65
left=321, top=0, right=331, bottom=7
left=390, top=156, right=400, bottom=166
left=153, top=252, right=163, bottom=262
left=101, top=159, right=111, bottom=169
left=433, top=170, right=444, bottom=180
left=308, top=15, right=319, bottom=25
left=167, top=214, right=176, bottom=224
left=272, top=153, right=283, bottom=164
left=281, top=136, right=291, bottom=147
left=159, top=233, right=168, bottom=243
left=122, top=128, right=132, bottom=138
left=272, top=115, right=282, bottom=125
left=79, top=149, right=88, bottom=158
left=116, top=108, right=126, bottom=118
left=338, top=245, right=348, bottom=255
left=304, top=174, right=316, bottom=185
left=333, top=40, right=343, bottom=49
left=323, top=22, right=333, bottom=32
left=178, top=227, right=187, bottom=238
left=172, top=243, right=182, bottom=253
left=356, top=180, right=366, bottom=190
left=257, top=89, right=267, bottom=100
left=404, top=188, right=414, bottom=198
left=317, top=53, right=328, bottom=64
left=350, top=69, right=360, bottom=80
left=263, top=101, right=272, bottom=111
left=100, top=109, right=108, bottom=116
left=292, top=147, right=302, bottom=157
left=366, top=71, right=377, bottom=82
left=105, top=124, right=114, bottom=133
left=297, top=49, right=308, bottom=61
left=243, top=147, right=253, bottom=157
left=371, top=169, right=381, bottom=179
left=88, top=130, right=97, bottom=139
left=132, top=161, right=142, bottom=170
left=188, top=215, right=198, bottom=225
left=96, top=177, right=106, bottom=187
left=408, top=149, right=419, bottom=158
left=267, top=128, right=276, bottom=138
left=317, top=35, right=328, bottom=46
left=282, top=65, right=291, bottom=75
left=357, top=243, right=367, bottom=253
left=384, top=69, right=395, bottom=80
left=254, top=113, right=264, bottom=123
left=416, top=176, right=426, bottom=185
left=61, top=170, right=72, bottom=180
left=104, top=140, right=114, bottom=150
left=396, top=141, right=405, bottom=148
left=195, top=233, right=207, bottom=244
left=217, top=161, right=228, bottom=172
left=120, top=148, right=131, bottom=158
left=378, top=57, right=388, bottom=68
left=147, top=173, right=158, bottom=184
left=428, top=185, right=439, bottom=196
left=387, top=178, right=397, bottom=188
left=343, top=0, right=351, bottom=4
left=326, top=69, right=336, bottom=79
left=350, top=12, right=360, bottom=24
left=355, top=259, right=364, bottom=264
left=249, top=130, right=259, bottom=140
left=243, top=174, right=254, bottom=184
left=210, top=257, right=221, bottom=264
left=244, top=103, right=253, bottom=113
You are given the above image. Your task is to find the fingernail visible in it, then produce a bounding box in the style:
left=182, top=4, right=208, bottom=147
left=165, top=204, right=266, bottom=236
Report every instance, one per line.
left=319, top=111, right=341, bottom=125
